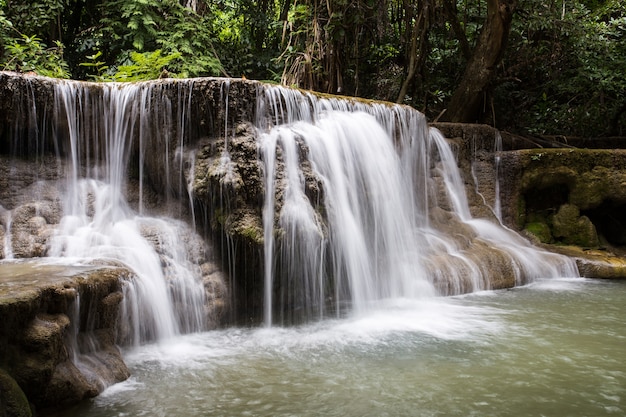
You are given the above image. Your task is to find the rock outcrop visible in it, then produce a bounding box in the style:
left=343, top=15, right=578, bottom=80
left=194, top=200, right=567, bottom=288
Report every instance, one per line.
left=435, top=123, right=626, bottom=279
left=0, top=262, right=132, bottom=414
left=191, top=122, right=265, bottom=323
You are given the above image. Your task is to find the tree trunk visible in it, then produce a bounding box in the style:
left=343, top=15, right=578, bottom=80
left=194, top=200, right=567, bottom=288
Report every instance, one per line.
left=442, top=0, right=517, bottom=123
left=442, top=0, right=471, bottom=60
left=396, top=0, right=431, bottom=104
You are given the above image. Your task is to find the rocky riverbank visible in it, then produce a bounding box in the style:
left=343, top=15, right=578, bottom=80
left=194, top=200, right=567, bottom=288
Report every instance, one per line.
left=0, top=261, right=133, bottom=416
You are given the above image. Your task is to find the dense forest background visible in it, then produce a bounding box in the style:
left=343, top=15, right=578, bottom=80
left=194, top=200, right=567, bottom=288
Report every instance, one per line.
left=1, top=0, right=624, bottom=137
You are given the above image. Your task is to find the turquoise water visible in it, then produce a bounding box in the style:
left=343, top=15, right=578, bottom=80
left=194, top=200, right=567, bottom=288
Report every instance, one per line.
left=58, top=278, right=626, bottom=417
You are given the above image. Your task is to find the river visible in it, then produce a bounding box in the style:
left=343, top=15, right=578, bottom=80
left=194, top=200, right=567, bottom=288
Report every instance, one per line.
left=57, top=277, right=625, bottom=417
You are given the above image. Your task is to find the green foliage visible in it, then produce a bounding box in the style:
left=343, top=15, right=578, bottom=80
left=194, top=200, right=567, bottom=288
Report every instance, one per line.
left=2, top=0, right=65, bottom=39
left=496, top=0, right=626, bottom=136
left=79, top=51, right=109, bottom=81
left=108, top=50, right=181, bottom=81
left=94, top=0, right=222, bottom=79
left=0, top=0, right=624, bottom=136
left=99, top=0, right=163, bottom=52
left=0, top=2, right=70, bottom=78
left=1, top=31, right=70, bottom=78
left=0, top=8, right=12, bottom=45
left=207, top=0, right=283, bottom=80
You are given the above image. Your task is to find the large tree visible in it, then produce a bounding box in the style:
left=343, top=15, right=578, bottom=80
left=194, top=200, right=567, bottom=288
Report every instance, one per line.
left=441, top=0, right=517, bottom=123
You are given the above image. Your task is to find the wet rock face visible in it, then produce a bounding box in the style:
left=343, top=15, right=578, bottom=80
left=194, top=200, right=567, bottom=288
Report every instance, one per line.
left=430, top=123, right=504, bottom=220
left=498, top=149, right=626, bottom=251
left=0, top=368, right=32, bottom=417
left=0, top=263, right=131, bottom=412
left=191, top=123, right=265, bottom=323
left=0, top=155, right=63, bottom=259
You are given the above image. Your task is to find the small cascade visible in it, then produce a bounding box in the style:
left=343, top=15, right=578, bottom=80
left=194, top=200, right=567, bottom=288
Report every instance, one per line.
left=470, top=129, right=503, bottom=222
left=0, top=205, right=13, bottom=259
left=493, top=131, right=503, bottom=221
left=46, top=80, right=209, bottom=346
left=216, top=80, right=236, bottom=181
left=64, top=293, right=111, bottom=391
left=257, top=85, right=579, bottom=325
left=428, top=128, right=579, bottom=286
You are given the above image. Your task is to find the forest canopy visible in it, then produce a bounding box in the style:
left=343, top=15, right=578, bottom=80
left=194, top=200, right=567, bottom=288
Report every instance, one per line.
left=1, top=0, right=624, bottom=137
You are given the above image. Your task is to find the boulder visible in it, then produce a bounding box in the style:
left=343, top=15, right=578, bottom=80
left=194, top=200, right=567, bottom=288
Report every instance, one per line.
left=0, top=368, right=32, bottom=417
left=0, top=261, right=132, bottom=413
left=552, top=204, right=599, bottom=248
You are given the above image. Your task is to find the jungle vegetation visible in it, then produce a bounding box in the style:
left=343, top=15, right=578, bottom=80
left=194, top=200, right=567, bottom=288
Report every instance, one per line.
left=1, top=0, right=624, bottom=137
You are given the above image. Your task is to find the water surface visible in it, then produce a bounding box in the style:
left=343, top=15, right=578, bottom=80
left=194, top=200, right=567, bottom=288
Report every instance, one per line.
left=59, top=278, right=626, bottom=417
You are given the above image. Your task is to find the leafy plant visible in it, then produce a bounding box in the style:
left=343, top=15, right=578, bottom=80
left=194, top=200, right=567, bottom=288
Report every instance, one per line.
left=109, top=50, right=182, bottom=82
left=97, top=0, right=222, bottom=79
left=1, top=33, right=70, bottom=78
left=79, top=51, right=109, bottom=81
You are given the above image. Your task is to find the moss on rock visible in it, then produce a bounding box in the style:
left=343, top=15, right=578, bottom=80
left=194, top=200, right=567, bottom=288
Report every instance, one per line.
left=552, top=204, right=599, bottom=248
left=524, top=222, right=553, bottom=243
left=570, top=166, right=626, bottom=210
left=0, top=368, right=32, bottom=417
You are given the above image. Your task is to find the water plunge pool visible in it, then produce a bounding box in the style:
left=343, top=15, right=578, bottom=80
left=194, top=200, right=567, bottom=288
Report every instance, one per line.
left=56, top=278, right=626, bottom=417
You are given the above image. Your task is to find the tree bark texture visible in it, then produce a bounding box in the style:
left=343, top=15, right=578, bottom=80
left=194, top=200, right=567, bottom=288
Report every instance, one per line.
left=442, top=0, right=517, bottom=123
left=396, top=0, right=431, bottom=104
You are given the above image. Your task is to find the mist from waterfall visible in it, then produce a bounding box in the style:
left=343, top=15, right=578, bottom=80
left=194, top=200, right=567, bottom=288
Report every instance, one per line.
left=257, top=85, right=579, bottom=326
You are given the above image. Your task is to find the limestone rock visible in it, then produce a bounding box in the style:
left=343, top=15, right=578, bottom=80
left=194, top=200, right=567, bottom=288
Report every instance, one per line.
left=0, top=368, right=32, bottom=417
left=0, top=262, right=131, bottom=412
left=552, top=204, right=599, bottom=248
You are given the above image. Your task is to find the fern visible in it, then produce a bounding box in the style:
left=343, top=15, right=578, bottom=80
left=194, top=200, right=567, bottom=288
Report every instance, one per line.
left=110, top=50, right=182, bottom=81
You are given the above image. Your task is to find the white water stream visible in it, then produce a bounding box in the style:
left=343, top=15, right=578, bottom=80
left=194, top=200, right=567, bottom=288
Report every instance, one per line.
left=46, top=81, right=208, bottom=346
left=257, top=86, right=578, bottom=326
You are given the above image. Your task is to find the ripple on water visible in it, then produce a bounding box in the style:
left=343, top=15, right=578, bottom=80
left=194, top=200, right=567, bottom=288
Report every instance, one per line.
left=58, top=280, right=626, bottom=417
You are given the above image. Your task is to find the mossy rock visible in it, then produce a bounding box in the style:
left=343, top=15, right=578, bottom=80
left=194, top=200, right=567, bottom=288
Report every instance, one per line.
left=569, top=166, right=626, bottom=210
left=228, top=209, right=264, bottom=246
left=524, top=222, right=553, bottom=243
left=0, top=368, right=32, bottom=417
left=552, top=204, right=599, bottom=248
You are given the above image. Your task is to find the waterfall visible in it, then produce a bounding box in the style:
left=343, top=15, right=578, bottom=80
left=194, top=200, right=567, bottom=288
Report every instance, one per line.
left=257, top=85, right=579, bottom=326
left=0, top=73, right=579, bottom=332
left=46, top=80, right=208, bottom=346
left=1, top=205, right=13, bottom=259
left=493, top=131, right=503, bottom=221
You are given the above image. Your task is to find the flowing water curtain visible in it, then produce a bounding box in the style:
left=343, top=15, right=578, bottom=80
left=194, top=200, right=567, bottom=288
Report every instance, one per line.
left=47, top=79, right=208, bottom=345
left=257, top=84, right=580, bottom=325
left=257, top=85, right=437, bottom=325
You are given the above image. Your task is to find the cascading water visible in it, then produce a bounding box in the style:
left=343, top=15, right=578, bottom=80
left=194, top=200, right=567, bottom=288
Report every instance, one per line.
left=0, top=205, right=13, bottom=259
left=1, top=73, right=579, bottom=332
left=45, top=80, right=209, bottom=346
left=2, top=74, right=611, bottom=417
left=257, top=85, right=579, bottom=326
